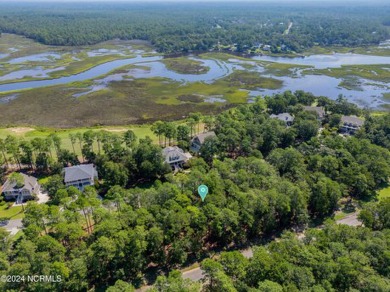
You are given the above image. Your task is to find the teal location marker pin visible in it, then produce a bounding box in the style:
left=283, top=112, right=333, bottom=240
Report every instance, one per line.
left=198, top=185, right=209, bottom=202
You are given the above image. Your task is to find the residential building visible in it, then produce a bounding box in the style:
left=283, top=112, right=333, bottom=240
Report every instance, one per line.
left=303, top=106, right=326, bottom=120
left=263, top=44, right=271, bottom=51
left=162, top=146, right=192, bottom=171
left=340, top=115, right=364, bottom=134
left=1, top=173, right=39, bottom=203
left=191, top=131, right=217, bottom=152
left=270, top=113, right=294, bottom=126
left=64, top=164, right=98, bottom=191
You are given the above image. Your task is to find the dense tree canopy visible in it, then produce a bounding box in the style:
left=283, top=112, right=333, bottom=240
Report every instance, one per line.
left=0, top=91, right=389, bottom=290
left=0, top=2, right=389, bottom=54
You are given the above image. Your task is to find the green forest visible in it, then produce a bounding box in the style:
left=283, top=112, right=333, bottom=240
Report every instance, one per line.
left=0, top=91, right=389, bottom=291
left=0, top=2, right=389, bottom=54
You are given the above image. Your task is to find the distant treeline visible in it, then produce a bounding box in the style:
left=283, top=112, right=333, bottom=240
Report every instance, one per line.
left=0, top=2, right=389, bottom=54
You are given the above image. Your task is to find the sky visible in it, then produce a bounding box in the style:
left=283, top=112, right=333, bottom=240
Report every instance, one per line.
left=0, top=0, right=386, bottom=4
left=0, top=0, right=368, bottom=2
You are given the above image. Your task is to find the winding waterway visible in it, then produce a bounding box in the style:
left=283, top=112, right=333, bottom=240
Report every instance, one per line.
left=0, top=52, right=389, bottom=108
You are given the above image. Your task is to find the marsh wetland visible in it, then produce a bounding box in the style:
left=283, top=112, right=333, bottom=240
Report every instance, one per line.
left=0, top=34, right=389, bottom=127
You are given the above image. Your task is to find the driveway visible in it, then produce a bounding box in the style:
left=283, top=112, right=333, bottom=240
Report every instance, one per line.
left=0, top=219, right=23, bottom=235
left=336, top=212, right=362, bottom=227
left=37, top=191, right=50, bottom=204
left=182, top=247, right=253, bottom=282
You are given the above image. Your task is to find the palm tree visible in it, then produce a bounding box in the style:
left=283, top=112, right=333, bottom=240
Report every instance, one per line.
left=123, top=130, right=137, bottom=150
left=165, top=122, right=177, bottom=146
left=187, top=118, right=197, bottom=138
left=69, top=133, right=77, bottom=155
left=49, top=133, right=62, bottom=158
left=151, top=121, right=164, bottom=146
left=44, top=137, right=53, bottom=159
left=203, top=116, right=215, bottom=132
left=0, top=138, right=9, bottom=168
left=189, top=112, right=202, bottom=134
left=5, top=135, right=21, bottom=170
left=95, top=131, right=104, bottom=154
left=75, top=132, right=84, bottom=161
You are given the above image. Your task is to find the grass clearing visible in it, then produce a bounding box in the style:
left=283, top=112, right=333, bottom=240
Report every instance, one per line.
left=0, top=204, right=25, bottom=220
left=11, top=230, right=24, bottom=241
left=378, top=185, right=390, bottom=201
left=0, top=125, right=158, bottom=158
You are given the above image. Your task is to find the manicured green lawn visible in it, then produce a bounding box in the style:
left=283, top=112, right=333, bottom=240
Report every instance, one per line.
left=334, top=212, right=348, bottom=221
left=0, top=204, right=25, bottom=219
left=378, top=185, right=390, bottom=201
left=12, top=230, right=24, bottom=240
left=0, top=125, right=157, bottom=159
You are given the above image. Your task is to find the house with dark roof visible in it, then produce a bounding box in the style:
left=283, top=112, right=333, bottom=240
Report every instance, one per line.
left=303, top=106, right=326, bottom=120
left=340, top=115, right=364, bottom=134
left=1, top=173, right=39, bottom=203
left=64, top=164, right=98, bottom=191
left=270, top=113, right=294, bottom=126
left=191, top=131, right=217, bottom=152
left=162, top=146, right=192, bottom=171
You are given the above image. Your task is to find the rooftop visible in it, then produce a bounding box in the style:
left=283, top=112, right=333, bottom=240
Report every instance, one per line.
left=162, top=146, right=192, bottom=164
left=2, top=173, right=38, bottom=193
left=341, top=115, right=364, bottom=127
left=270, top=113, right=294, bottom=122
left=193, top=131, right=216, bottom=144
left=303, top=106, right=325, bottom=118
left=64, top=164, right=97, bottom=183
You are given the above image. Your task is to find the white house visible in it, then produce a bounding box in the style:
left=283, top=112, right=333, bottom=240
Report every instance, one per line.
left=162, top=146, right=192, bottom=171
left=1, top=173, right=39, bottom=203
left=64, top=164, right=98, bottom=191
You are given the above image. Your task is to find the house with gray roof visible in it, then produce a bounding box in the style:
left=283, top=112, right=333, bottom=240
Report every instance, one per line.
left=303, top=106, right=326, bottom=120
left=270, top=113, right=294, bottom=126
left=1, top=173, right=39, bottom=203
left=340, top=115, right=364, bottom=134
left=64, top=164, right=98, bottom=191
left=162, top=146, right=192, bottom=171
left=191, top=131, right=217, bottom=152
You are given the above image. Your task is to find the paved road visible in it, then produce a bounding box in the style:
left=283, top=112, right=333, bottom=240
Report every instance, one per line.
left=182, top=247, right=253, bottom=282
left=179, top=214, right=362, bottom=283
left=337, top=212, right=362, bottom=227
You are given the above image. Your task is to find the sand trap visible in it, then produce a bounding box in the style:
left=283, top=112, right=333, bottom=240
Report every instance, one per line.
left=8, top=127, right=34, bottom=134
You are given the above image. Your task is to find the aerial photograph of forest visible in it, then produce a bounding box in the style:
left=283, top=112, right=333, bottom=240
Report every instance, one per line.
left=0, top=1, right=389, bottom=291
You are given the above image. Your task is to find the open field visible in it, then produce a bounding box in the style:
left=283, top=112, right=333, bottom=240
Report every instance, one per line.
left=0, top=125, right=158, bottom=157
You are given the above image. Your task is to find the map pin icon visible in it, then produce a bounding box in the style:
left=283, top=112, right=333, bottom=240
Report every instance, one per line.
left=198, top=185, right=208, bottom=202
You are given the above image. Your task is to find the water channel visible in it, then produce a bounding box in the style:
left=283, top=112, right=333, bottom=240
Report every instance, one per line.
left=0, top=51, right=389, bottom=108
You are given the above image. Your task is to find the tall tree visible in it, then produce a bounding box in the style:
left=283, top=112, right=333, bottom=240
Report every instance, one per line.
left=69, top=133, right=77, bottom=155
